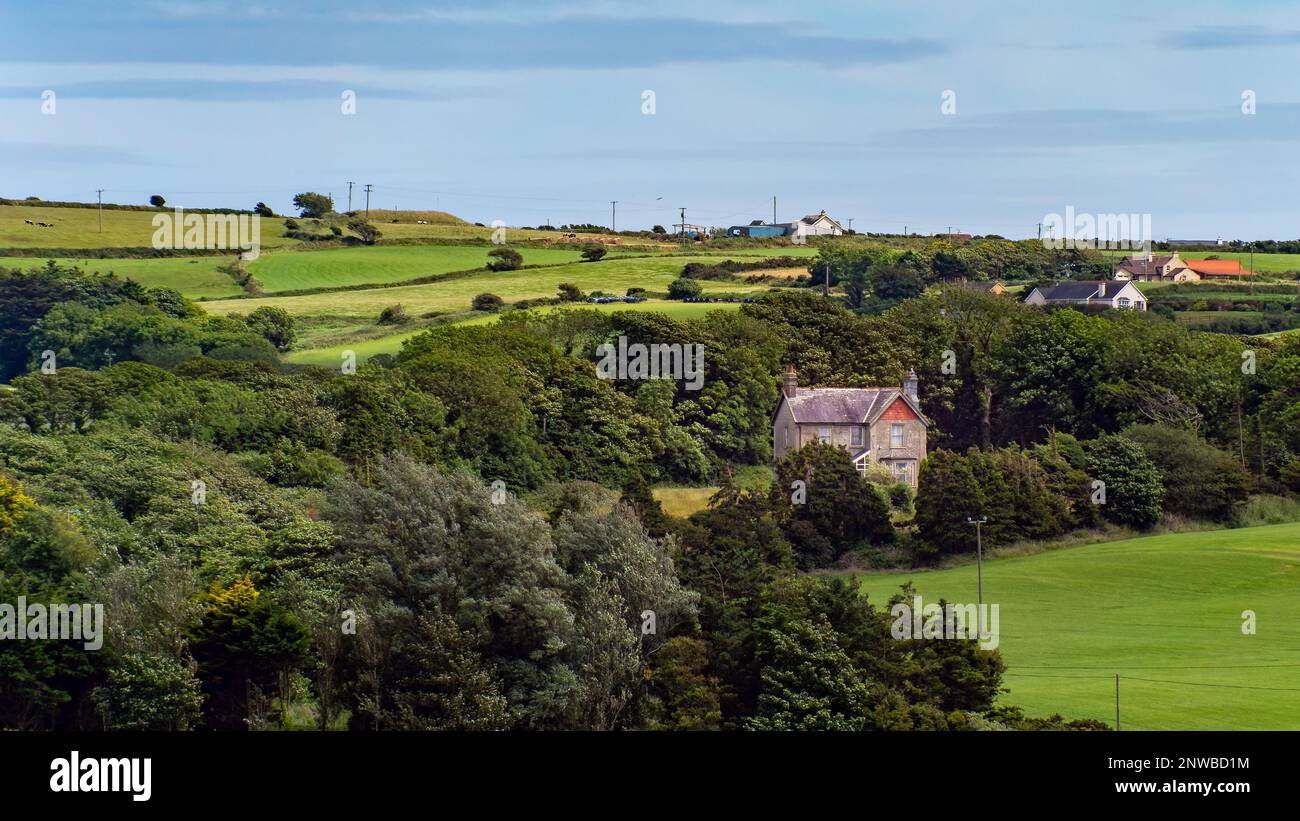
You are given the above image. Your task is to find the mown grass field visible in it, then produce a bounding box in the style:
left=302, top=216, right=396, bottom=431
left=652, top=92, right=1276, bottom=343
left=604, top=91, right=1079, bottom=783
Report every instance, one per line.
left=205, top=255, right=774, bottom=319
left=245, top=245, right=617, bottom=294
left=0, top=255, right=244, bottom=299
left=852, top=523, right=1300, bottom=730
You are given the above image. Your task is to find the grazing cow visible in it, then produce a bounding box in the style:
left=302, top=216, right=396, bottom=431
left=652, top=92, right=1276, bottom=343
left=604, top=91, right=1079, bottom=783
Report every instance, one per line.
left=24, top=219, right=34, bottom=225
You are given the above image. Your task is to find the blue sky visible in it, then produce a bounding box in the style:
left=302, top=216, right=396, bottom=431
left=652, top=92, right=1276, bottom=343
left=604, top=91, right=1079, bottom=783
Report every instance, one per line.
left=2, top=0, right=1298, bottom=238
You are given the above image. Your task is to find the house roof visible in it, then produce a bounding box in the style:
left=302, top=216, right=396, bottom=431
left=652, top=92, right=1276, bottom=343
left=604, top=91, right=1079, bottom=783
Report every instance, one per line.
left=1116, top=254, right=1175, bottom=277
left=1185, top=259, right=1247, bottom=275
left=781, top=387, right=928, bottom=426
left=966, top=280, right=1004, bottom=292
left=1033, top=280, right=1136, bottom=301
left=798, top=211, right=843, bottom=229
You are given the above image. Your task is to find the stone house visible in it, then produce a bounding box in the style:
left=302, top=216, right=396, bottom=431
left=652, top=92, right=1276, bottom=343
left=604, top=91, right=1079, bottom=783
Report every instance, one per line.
left=771, top=365, right=929, bottom=489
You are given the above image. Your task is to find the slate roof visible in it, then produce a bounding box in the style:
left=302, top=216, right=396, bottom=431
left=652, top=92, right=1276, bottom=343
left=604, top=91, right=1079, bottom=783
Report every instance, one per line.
left=783, top=387, right=927, bottom=426
left=1035, top=280, right=1133, bottom=301
left=1116, top=254, right=1174, bottom=277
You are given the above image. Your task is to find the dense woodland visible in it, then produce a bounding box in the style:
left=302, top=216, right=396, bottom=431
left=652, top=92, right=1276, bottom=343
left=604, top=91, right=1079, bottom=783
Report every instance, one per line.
left=1, top=257, right=1298, bottom=731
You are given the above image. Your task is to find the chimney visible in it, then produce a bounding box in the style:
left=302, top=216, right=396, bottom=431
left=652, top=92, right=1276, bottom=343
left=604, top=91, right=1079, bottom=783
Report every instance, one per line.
left=782, top=364, right=798, bottom=399
left=903, top=368, right=919, bottom=403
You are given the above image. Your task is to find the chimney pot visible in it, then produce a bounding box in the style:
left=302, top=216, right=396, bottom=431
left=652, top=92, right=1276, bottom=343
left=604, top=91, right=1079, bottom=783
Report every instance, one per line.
left=782, top=364, right=798, bottom=399
left=903, top=368, right=919, bottom=403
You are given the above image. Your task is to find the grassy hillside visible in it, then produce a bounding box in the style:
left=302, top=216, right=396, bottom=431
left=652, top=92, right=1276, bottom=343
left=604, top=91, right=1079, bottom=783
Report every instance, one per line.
left=0, top=204, right=299, bottom=251
left=852, top=523, right=1300, bottom=730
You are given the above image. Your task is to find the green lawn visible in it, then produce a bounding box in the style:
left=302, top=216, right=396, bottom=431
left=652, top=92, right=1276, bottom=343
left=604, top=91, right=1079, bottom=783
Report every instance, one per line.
left=852, top=523, right=1300, bottom=730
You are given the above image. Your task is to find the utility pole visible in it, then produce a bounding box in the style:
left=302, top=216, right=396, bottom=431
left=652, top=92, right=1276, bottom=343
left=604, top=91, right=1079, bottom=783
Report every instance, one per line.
left=610, top=201, right=617, bottom=232
left=846, top=218, right=854, bottom=233
left=966, top=516, right=988, bottom=637
left=1037, top=222, right=1043, bottom=240
left=679, top=207, right=686, bottom=248
left=772, top=196, right=777, bottom=226
left=823, top=262, right=830, bottom=297
left=347, top=181, right=355, bottom=212
left=363, top=184, right=373, bottom=218
left=1115, top=674, right=1121, bottom=731
left=96, top=189, right=104, bottom=232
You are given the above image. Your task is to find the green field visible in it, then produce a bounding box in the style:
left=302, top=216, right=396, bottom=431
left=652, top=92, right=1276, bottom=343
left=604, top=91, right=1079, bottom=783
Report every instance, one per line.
left=0, top=255, right=244, bottom=299
left=653, top=465, right=775, bottom=518
left=245, top=245, right=614, bottom=294
left=1104, top=248, right=1300, bottom=276
left=206, top=255, right=774, bottom=320
left=0, top=204, right=300, bottom=251
left=284, top=299, right=747, bottom=366
left=852, top=523, right=1300, bottom=730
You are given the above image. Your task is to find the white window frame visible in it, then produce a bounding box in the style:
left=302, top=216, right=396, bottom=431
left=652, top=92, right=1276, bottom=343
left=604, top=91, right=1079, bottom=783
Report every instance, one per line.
left=818, top=426, right=832, bottom=444
left=851, top=426, right=864, bottom=446
left=1118, top=296, right=1131, bottom=309
left=891, top=423, right=905, bottom=448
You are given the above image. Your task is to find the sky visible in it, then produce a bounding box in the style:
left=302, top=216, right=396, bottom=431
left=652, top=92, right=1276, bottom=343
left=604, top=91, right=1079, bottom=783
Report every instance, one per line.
left=1, top=0, right=1298, bottom=239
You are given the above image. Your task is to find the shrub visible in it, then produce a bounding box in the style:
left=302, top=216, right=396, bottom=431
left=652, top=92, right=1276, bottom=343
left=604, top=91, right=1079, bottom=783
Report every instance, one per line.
left=1084, top=435, right=1164, bottom=529
left=557, top=282, right=585, bottom=302
left=472, top=293, right=505, bottom=313
left=580, top=244, right=608, bottom=262
left=378, top=305, right=410, bottom=325
left=667, top=277, right=703, bottom=300
left=486, top=247, right=523, bottom=272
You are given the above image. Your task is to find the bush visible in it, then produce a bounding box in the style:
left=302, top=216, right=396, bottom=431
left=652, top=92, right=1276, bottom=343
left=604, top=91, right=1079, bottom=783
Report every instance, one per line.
left=667, top=277, right=703, bottom=300
left=1084, top=435, right=1164, bottom=529
left=378, top=305, right=410, bottom=325
left=472, top=293, right=505, bottom=313
left=557, top=282, right=585, bottom=302
left=244, top=306, right=296, bottom=351
left=1122, top=424, right=1250, bottom=522
left=580, top=244, right=608, bottom=262
left=485, top=247, right=523, bottom=272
